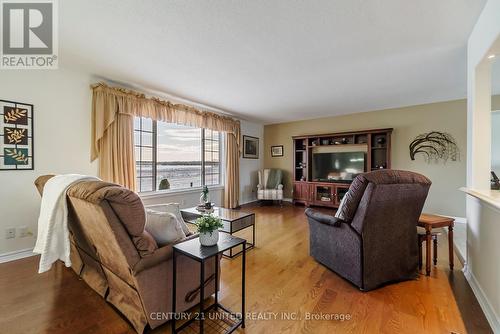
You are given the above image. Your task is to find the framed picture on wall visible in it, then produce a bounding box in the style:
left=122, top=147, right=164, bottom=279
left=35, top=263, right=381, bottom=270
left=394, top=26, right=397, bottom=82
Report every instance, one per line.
left=271, top=145, right=284, bottom=157
left=243, top=135, right=259, bottom=159
left=0, top=99, right=34, bottom=170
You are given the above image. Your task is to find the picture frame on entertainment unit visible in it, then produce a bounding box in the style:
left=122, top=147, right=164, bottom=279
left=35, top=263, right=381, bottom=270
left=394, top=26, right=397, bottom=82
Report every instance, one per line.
left=271, top=145, right=283, bottom=157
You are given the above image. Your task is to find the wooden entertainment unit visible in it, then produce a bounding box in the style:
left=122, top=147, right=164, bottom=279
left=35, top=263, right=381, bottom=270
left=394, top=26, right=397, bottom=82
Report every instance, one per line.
left=292, top=128, right=392, bottom=208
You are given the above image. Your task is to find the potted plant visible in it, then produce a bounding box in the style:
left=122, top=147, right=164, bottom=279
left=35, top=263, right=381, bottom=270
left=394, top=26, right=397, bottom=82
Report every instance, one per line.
left=195, top=214, right=223, bottom=246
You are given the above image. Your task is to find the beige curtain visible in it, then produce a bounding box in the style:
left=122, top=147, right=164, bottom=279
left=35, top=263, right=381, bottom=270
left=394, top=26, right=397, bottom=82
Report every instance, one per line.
left=224, top=133, right=240, bottom=208
left=91, top=83, right=241, bottom=205
left=98, top=113, right=136, bottom=190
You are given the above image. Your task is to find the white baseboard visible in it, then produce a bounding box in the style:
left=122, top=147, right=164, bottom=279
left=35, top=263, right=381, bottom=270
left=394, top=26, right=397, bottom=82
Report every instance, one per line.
left=0, top=248, right=36, bottom=264
left=241, top=198, right=293, bottom=205
left=240, top=199, right=259, bottom=206
left=463, top=266, right=500, bottom=333
left=453, top=216, right=466, bottom=225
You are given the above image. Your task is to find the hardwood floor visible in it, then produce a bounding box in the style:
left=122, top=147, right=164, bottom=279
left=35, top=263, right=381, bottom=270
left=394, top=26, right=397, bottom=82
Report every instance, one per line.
left=0, top=204, right=492, bottom=334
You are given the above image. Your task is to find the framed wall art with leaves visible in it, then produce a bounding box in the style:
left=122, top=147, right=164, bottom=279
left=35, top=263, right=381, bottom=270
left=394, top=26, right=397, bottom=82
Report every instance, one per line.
left=0, top=100, right=34, bottom=170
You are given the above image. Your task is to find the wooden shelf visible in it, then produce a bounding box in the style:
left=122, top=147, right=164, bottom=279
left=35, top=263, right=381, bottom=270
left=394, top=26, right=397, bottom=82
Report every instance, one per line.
left=293, top=128, right=392, bottom=208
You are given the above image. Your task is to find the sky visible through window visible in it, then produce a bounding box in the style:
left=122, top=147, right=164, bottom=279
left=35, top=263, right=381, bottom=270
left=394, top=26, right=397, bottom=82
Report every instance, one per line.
left=134, top=117, right=221, bottom=192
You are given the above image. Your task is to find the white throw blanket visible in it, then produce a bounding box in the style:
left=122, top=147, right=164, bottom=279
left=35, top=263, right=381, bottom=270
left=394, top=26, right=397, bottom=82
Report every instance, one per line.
left=34, top=174, right=99, bottom=273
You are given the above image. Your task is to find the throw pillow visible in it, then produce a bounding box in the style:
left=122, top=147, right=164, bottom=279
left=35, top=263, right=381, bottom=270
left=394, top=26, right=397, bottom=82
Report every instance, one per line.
left=145, top=210, right=186, bottom=246
left=145, top=203, right=191, bottom=236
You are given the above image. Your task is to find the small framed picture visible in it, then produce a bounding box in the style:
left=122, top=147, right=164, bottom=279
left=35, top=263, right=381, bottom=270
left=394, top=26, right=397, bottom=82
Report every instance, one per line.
left=271, top=145, right=284, bottom=157
left=243, top=135, right=259, bottom=159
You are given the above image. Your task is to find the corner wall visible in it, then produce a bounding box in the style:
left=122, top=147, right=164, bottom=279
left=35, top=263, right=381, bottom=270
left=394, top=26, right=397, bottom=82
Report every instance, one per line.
left=239, top=120, right=264, bottom=204
left=465, top=0, right=500, bottom=331
left=264, top=99, right=467, bottom=217
left=0, top=68, right=98, bottom=255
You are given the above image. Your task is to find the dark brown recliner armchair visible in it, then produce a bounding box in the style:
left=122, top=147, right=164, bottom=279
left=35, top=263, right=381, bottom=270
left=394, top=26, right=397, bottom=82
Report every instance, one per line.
left=305, top=170, right=431, bottom=291
left=35, top=175, right=219, bottom=333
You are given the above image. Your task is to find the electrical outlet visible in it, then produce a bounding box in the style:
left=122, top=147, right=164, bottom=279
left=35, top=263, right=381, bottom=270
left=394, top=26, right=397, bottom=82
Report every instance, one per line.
left=5, top=228, right=15, bottom=239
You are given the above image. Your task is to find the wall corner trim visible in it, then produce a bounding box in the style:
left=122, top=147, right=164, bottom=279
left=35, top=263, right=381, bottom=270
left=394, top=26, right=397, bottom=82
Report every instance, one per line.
left=463, top=266, right=500, bottom=333
left=0, top=248, right=36, bottom=264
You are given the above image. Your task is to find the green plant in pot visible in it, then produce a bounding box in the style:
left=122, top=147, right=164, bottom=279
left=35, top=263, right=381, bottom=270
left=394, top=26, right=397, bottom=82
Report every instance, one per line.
left=195, top=214, right=223, bottom=246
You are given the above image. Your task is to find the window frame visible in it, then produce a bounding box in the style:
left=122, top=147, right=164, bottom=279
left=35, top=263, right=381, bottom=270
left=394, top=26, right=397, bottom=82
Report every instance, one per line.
left=134, top=118, right=222, bottom=193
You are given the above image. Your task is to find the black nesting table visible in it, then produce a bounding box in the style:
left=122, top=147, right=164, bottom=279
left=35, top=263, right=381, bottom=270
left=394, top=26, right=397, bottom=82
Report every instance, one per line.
left=181, top=207, right=255, bottom=259
left=172, top=233, right=246, bottom=334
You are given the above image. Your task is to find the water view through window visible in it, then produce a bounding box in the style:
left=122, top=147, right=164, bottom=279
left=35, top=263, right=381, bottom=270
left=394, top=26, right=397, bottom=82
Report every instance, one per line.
left=134, top=117, right=221, bottom=192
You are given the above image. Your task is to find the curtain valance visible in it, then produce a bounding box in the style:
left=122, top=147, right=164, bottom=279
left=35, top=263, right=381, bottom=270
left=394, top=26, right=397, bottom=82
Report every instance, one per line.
left=91, top=82, right=241, bottom=161
left=90, top=82, right=241, bottom=208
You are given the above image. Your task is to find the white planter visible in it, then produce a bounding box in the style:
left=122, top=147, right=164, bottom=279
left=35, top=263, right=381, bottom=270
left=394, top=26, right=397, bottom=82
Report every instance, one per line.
left=199, top=230, right=219, bottom=246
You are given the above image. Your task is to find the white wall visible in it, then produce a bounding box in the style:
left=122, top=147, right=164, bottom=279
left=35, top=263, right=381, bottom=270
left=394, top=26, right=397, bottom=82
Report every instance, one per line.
left=0, top=68, right=98, bottom=255
left=492, top=111, right=500, bottom=174
left=466, top=0, right=500, bottom=331
left=239, top=120, right=264, bottom=204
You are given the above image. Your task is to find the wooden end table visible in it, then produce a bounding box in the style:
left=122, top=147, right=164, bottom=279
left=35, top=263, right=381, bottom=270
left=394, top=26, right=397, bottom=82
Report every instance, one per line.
left=418, top=213, right=455, bottom=276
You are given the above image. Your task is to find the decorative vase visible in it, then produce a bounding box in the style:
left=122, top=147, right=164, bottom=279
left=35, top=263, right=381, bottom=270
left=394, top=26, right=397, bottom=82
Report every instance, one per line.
left=199, top=230, right=219, bottom=246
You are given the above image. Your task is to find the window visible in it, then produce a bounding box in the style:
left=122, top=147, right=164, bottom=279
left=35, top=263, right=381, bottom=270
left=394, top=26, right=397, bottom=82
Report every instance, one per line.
left=134, top=117, right=222, bottom=192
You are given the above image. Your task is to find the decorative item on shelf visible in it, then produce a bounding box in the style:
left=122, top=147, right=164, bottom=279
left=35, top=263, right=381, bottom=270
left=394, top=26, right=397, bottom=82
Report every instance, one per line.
left=311, top=140, right=318, bottom=146
left=195, top=214, right=224, bottom=246
left=333, top=140, right=341, bottom=145
left=300, top=176, right=306, bottom=181
left=409, top=131, right=459, bottom=163
left=158, top=178, right=170, bottom=190
left=243, top=135, right=259, bottom=159
left=321, top=139, right=329, bottom=145
left=341, top=137, right=348, bottom=144
left=271, top=145, right=284, bottom=157
left=491, top=171, right=500, bottom=190
left=0, top=100, right=34, bottom=170
left=376, top=137, right=386, bottom=147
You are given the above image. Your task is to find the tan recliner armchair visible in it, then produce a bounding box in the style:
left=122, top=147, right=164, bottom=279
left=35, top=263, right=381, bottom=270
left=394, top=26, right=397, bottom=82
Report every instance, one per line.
left=35, top=175, right=219, bottom=333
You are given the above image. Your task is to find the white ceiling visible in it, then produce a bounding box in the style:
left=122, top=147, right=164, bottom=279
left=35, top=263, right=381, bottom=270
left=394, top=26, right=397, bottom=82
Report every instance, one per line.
left=60, top=0, right=487, bottom=124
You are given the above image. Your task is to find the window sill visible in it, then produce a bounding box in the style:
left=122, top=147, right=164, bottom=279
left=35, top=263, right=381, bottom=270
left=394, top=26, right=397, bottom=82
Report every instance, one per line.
left=139, top=185, right=224, bottom=199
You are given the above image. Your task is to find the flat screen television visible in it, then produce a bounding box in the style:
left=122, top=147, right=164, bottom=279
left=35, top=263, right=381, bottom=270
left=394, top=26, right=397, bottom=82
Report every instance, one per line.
left=312, top=151, right=365, bottom=182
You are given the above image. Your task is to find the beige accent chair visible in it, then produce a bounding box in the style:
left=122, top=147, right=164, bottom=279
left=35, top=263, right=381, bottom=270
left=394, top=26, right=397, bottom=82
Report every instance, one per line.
left=34, top=175, right=219, bottom=333
left=257, top=169, right=284, bottom=205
